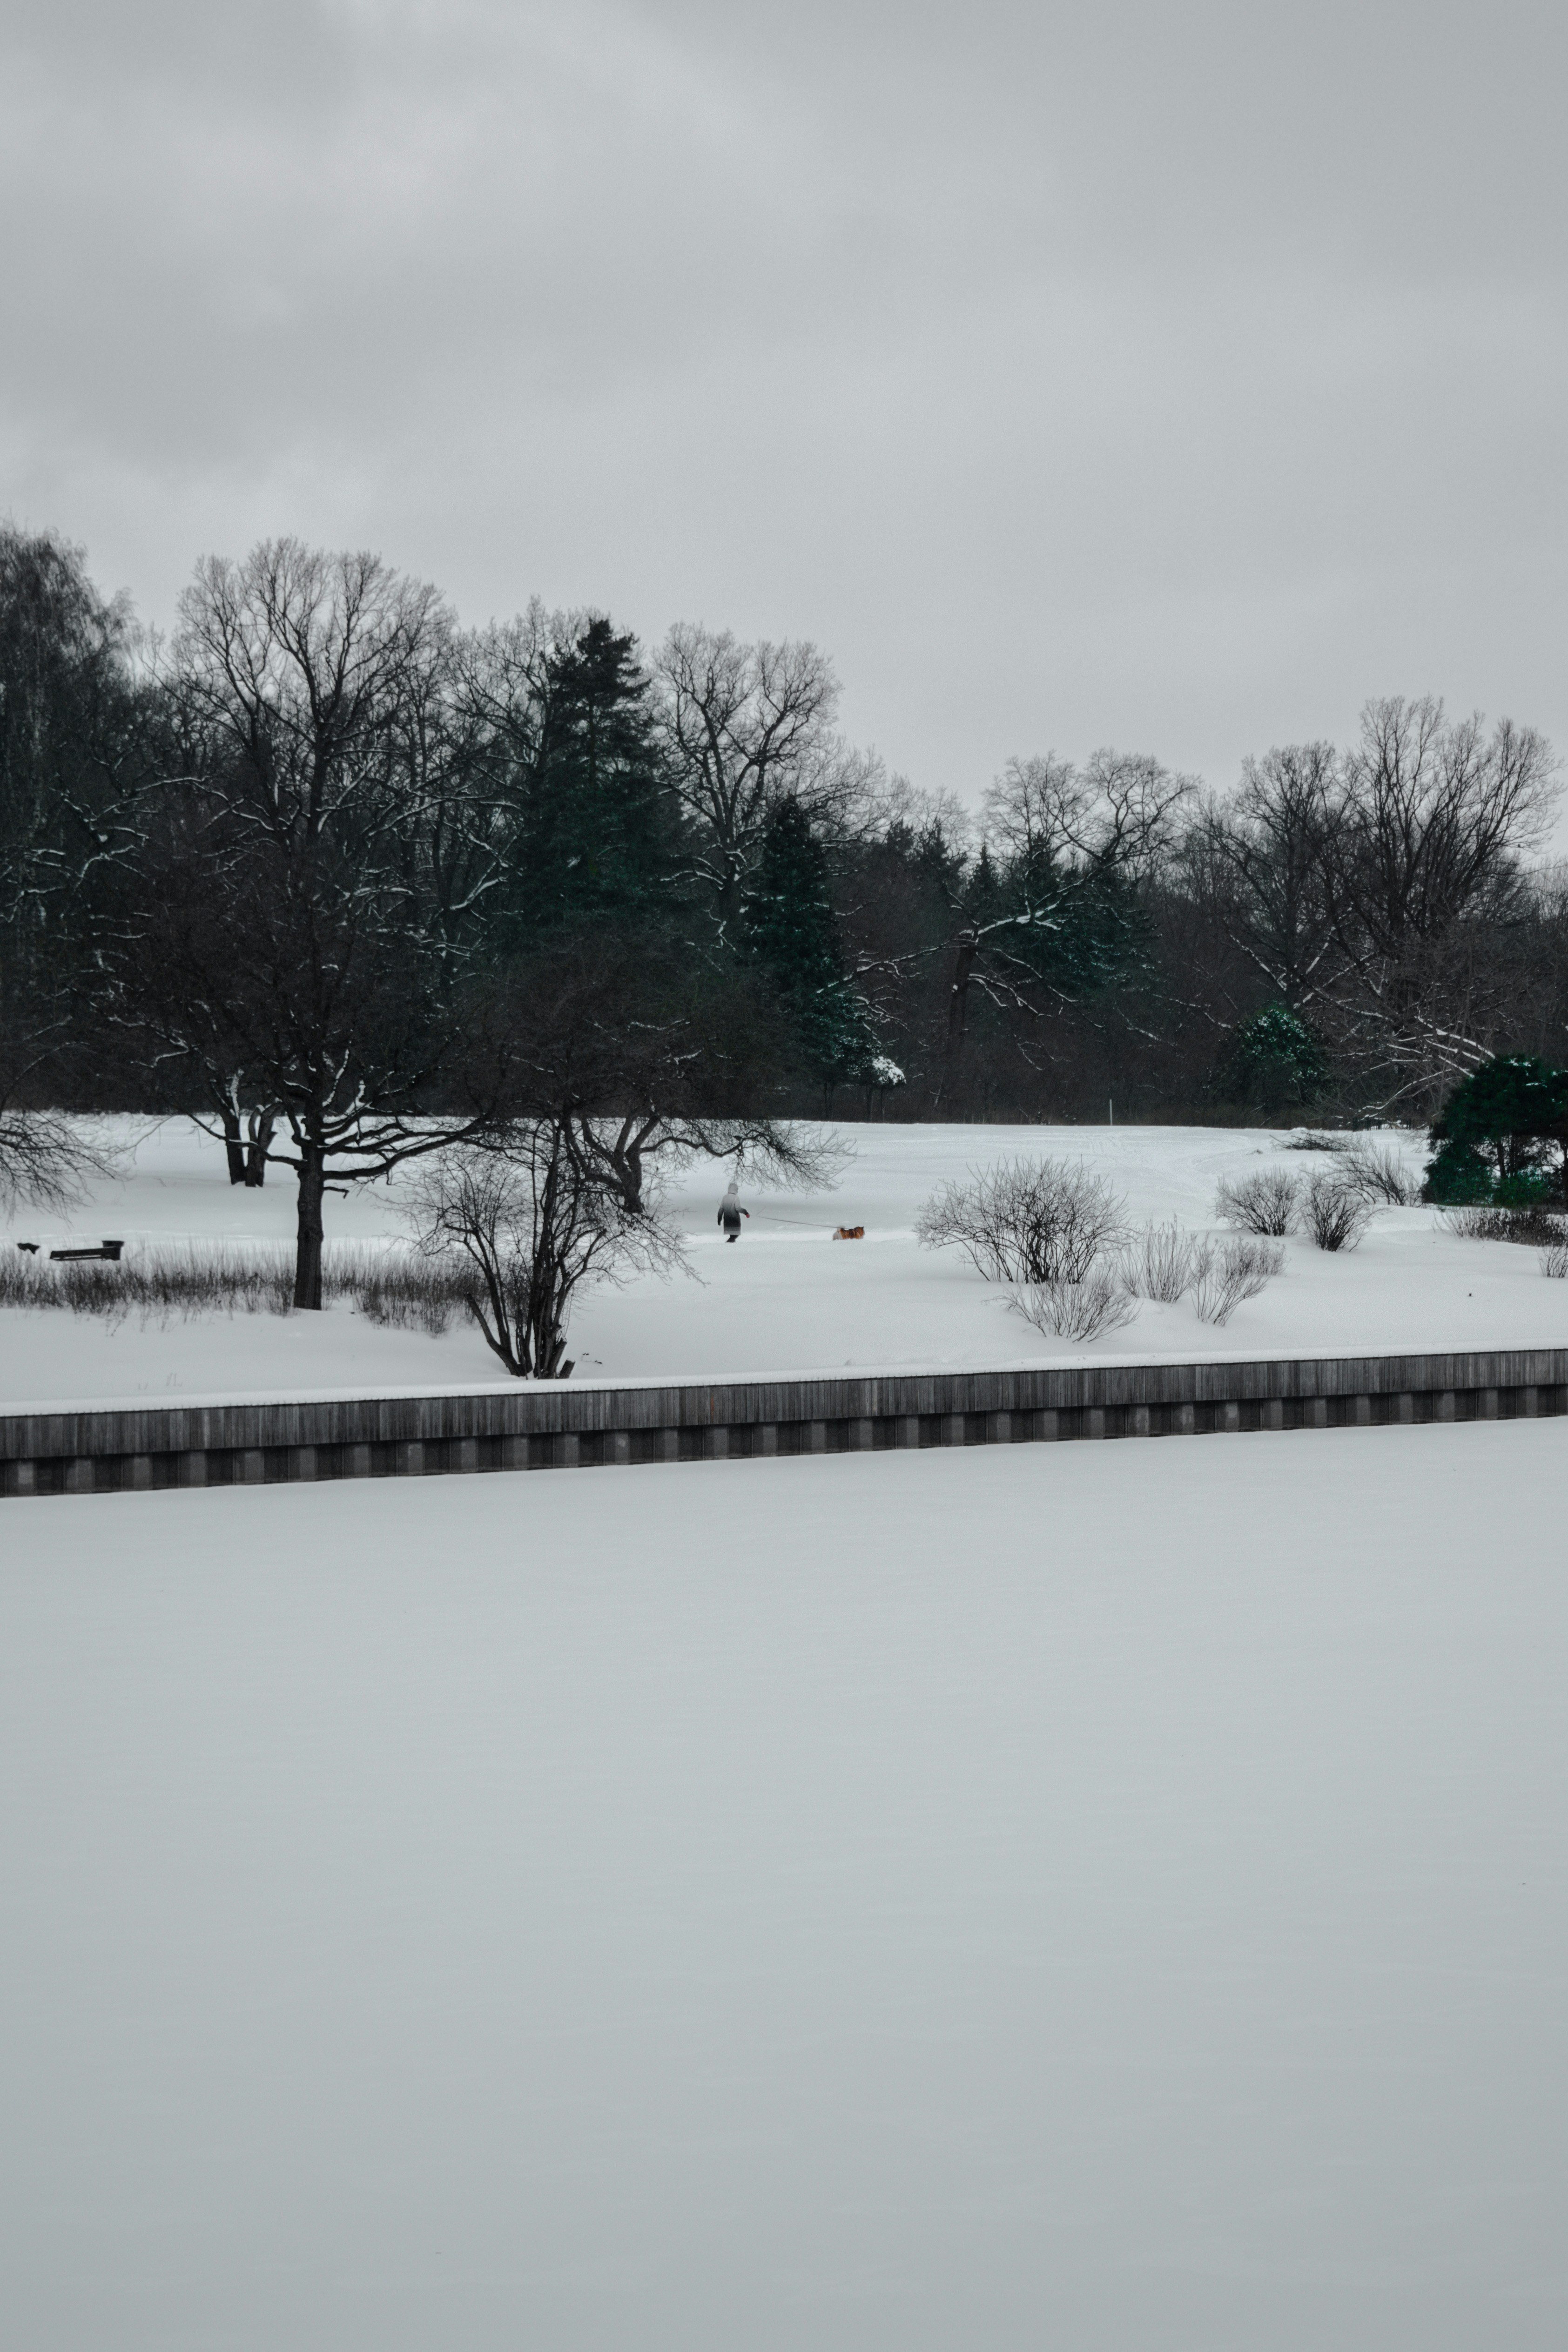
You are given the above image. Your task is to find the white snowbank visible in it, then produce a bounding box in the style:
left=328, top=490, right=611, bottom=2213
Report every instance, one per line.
left=1, top=1117, right=1562, bottom=1408
left=3, top=1422, right=1565, bottom=2348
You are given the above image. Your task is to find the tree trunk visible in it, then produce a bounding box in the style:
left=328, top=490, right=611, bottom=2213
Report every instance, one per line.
left=293, top=1145, right=327, bottom=1310
left=243, top=1110, right=276, bottom=1187
left=936, top=929, right=977, bottom=1111
left=219, top=1106, right=246, bottom=1186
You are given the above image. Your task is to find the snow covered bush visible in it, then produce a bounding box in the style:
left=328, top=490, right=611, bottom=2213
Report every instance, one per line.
left=1188, top=1236, right=1285, bottom=1325
left=1303, top=1175, right=1371, bottom=1252
left=1542, top=1242, right=1568, bottom=1280
left=1010, top=1264, right=1136, bottom=1342
left=915, top=1158, right=1126, bottom=1285
left=1215, top=1168, right=1299, bottom=1236
left=1118, top=1220, right=1205, bottom=1303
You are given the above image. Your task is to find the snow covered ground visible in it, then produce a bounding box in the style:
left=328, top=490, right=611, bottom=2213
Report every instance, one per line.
left=1, top=1117, right=1563, bottom=1408
left=3, top=1422, right=1566, bottom=2350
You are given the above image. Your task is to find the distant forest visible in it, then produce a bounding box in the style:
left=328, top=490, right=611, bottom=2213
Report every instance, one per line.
left=4, top=525, right=1565, bottom=1147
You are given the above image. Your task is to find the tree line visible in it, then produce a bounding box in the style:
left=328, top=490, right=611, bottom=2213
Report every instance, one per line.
left=3, top=523, right=1565, bottom=1300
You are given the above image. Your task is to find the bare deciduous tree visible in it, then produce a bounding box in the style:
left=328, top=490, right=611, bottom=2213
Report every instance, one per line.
left=1189, top=701, right=1562, bottom=1117
left=985, top=749, right=1194, bottom=879
left=653, top=623, right=872, bottom=929
left=1324, top=698, right=1559, bottom=1104
left=122, top=541, right=497, bottom=1307
left=1195, top=741, right=1343, bottom=1010
left=0, top=1106, right=118, bottom=1215
left=564, top=1112, right=848, bottom=1220
left=480, top=924, right=850, bottom=1216
left=408, top=1127, right=682, bottom=1378
left=930, top=750, right=1195, bottom=1103
left=175, top=539, right=451, bottom=854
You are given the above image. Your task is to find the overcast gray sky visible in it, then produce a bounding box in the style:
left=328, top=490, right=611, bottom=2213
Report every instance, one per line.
left=4, top=0, right=1565, bottom=815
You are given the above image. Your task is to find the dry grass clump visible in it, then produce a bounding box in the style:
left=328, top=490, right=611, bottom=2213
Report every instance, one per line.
left=0, top=1240, right=471, bottom=1331
left=1541, top=1242, right=1568, bottom=1280
left=325, top=1244, right=471, bottom=1332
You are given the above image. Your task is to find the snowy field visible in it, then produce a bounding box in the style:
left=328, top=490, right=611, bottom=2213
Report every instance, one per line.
left=3, top=1422, right=1566, bottom=2350
left=2, top=1117, right=1563, bottom=1407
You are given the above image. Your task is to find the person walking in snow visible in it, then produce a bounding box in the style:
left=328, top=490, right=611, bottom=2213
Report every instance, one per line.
left=717, top=1180, right=750, bottom=1242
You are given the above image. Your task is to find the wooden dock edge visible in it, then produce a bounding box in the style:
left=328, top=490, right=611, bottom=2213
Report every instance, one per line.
left=2, top=1348, right=1564, bottom=1498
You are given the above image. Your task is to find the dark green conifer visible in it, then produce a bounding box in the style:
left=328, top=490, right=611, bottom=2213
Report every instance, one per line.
left=1216, top=1002, right=1331, bottom=1115
left=743, top=796, right=879, bottom=1088
left=1425, top=1055, right=1568, bottom=1201
left=511, top=617, right=680, bottom=936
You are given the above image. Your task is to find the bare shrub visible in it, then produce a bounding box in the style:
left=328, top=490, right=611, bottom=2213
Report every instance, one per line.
left=1542, top=1243, right=1568, bottom=1280
left=1119, top=1220, right=1205, bottom=1303
left=1332, top=1136, right=1421, bottom=1206
left=1441, top=1205, right=1568, bottom=1247
left=1279, top=1128, right=1418, bottom=1202
left=1010, top=1264, right=1137, bottom=1342
left=916, top=1159, right=1126, bottom=1285
left=408, top=1126, right=682, bottom=1378
left=1188, top=1236, right=1285, bottom=1324
left=1215, top=1168, right=1300, bottom=1236
left=1303, top=1175, right=1372, bottom=1251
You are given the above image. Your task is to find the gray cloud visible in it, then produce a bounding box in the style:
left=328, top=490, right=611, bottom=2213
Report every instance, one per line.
left=4, top=0, right=1565, bottom=820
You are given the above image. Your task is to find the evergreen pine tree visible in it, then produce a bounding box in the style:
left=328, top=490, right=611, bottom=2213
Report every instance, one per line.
left=1426, top=1055, right=1568, bottom=1202
left=743, top=797, right=878, bottom=1088
left=511, top=617, right=682, bottom=937
left=1216, top=1002, right=1331, bottom=1115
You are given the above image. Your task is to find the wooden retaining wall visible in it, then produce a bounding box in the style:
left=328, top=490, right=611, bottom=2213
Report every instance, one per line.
left=2, top=1348, right=1564, bottom=1498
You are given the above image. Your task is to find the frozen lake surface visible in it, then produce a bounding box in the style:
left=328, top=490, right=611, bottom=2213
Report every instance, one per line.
left=1, top=1118, right=1563, bottom=1407
left=2, top=1420, right=1566, bottom=2349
